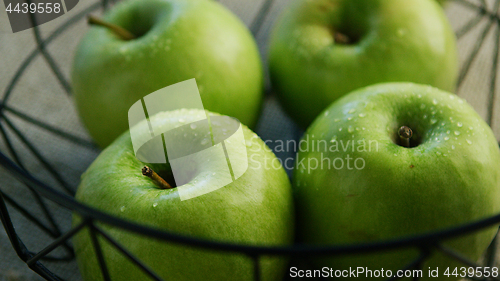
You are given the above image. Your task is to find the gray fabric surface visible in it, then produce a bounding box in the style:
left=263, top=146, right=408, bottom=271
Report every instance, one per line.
left=0, top=0, right=499, bottom=280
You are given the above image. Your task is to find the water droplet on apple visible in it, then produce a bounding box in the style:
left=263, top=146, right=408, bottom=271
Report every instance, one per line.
left=458, top=99, right=464, bottom=104
left=362, top=127, right=366, bottom=130
left=201, top=138, right=210, bottom=145
left=178, top=118, right=185, bottom=123
left=358, top=113, right=366, bottom=118
left=466, top=139, right=472, bottom=145
left=432, top=99, right=438, bottom=105
left=454, top=131, right=460, bottom=136
left=446, top=130, right=450, bottom=134
left=436, top=152, right=441, bottom=156
left=451, top=145, right=455, bottom=150
left=417, top=94, right=422, bottom=98
left=348, top=109, right=355, bottom=114
left=120, top=206, right=126, bottom=212
left=430, top=119, right=437, bottom=124
left=420, top=104, right=426, bottom=109
left=334, top=118, right=340, bottom=122
left=190, top=123, right=197, bottom=129
left=423, top=115, right=427, bottom=119
left=212, top=173, right=216, bottom=176
left=457, top=122, right=463, bottom=127
left=330, top=136, right=337, bottom=142
left=348, top=126, right=354, bottom=133
left=444, top=137, right=449, bottom=141
left=347, top=117, right=352, bottom=121
left=394, top=154, right=398, bottom=156
left=324, top=111, right=329, bottom=116
left=152, top=203, right=158, bottom=208
left=339, top=128, right=342, bottom=131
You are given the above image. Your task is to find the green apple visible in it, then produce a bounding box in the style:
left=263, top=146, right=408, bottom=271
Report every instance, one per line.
left=72, top=0, right=263, bottom=147
left=73, top=109, right=294, bottom=281
left=293, top=83, right=500, bottom=280
left=269, top=0, right=458, bottom=128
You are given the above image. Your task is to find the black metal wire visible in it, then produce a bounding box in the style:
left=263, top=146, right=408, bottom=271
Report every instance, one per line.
left=2, top=116, right=74, bottom=195
left=0, top=192, right=65, bottom=281
left=457, top=16, right=495, bottom=85
left=487, top=13, right=500, bottom=127
left=1, top=1, right=102, bottom=104
left=456, top=11, right=485, bottom=39
left=488, top=235, right=499, bottom=268
left=89, top=221, right=111, bottom=281
left=93, top=224, right=164, bottom=281
left=4, top=105, right=97, bottom=149
left=26, top=219, right=86, bottom=266
left=251, top=254, right=261, bottom=281
left=385, top=249, right=430, bottom=281
left=27, top=0, right=72, bottom=95
left=1, top=0, right=500, bottom=280
left=0, top=121, right=66, bottom=240
left=0, top=119, right=74, bottom=259
left=251, top=0, right=274, bottom=36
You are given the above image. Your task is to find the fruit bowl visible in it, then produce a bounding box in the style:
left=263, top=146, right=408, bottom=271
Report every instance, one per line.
left=1, top=0, right=500, bottom=280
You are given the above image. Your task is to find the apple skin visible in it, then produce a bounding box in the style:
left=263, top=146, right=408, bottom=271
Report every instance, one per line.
left=72, top=109, right=294, bottom=281
left=269, top=0, right=458, bottom=128
left=72, top=0, right=263, bottom=148
left=293, top=83, right=500, bottom=280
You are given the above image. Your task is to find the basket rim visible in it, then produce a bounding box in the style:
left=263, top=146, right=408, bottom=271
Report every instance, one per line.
left=1, top=150, right=499, bottom=257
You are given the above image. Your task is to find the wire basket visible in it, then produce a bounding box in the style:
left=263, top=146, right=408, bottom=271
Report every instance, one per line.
left=1, top=0, right=500, bottom=280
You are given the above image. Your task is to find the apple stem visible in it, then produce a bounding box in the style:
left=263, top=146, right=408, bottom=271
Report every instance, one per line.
left=87, top=14, right=136, bottom=41
left=398, top=126, right=413, bottom=148
left=142, top=166, right=173, bottom=189
left=334, top=32, right=350, bottom=44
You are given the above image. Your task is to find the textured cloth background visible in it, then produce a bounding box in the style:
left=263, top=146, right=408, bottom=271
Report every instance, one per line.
left=0, top=0, right=499, bottom=280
